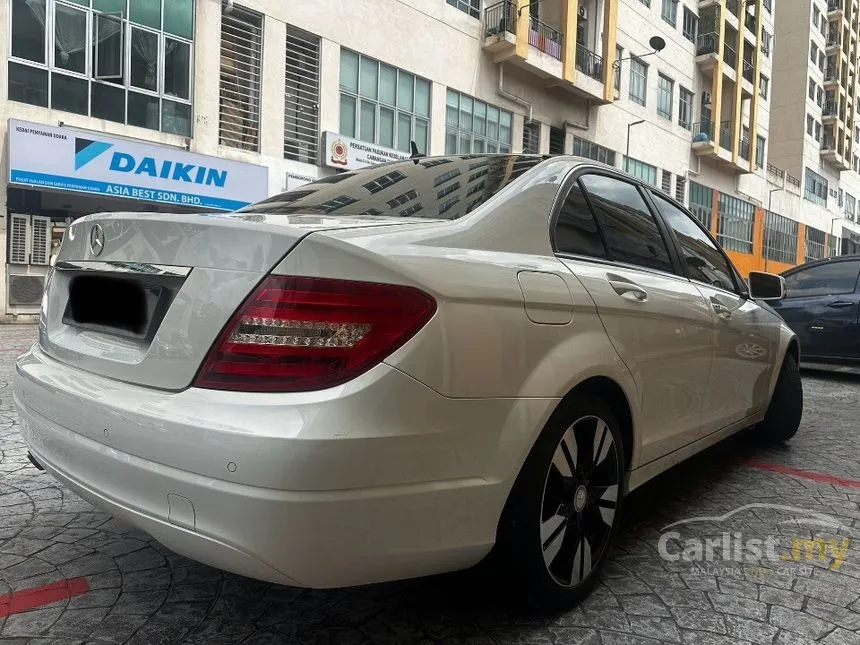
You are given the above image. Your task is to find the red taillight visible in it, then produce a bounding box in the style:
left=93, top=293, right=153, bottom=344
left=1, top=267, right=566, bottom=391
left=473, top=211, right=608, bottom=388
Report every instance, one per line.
left=193, top=275, right=436, bottom=392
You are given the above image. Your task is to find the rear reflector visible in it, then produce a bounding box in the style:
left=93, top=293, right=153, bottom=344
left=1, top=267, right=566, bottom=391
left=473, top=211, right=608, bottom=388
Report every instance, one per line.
left=193, top=275, right=436, bottom=392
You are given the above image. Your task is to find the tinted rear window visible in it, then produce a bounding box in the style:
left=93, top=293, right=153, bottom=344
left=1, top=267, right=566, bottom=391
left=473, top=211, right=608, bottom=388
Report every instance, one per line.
left=238, top=155, right=548, bottom=219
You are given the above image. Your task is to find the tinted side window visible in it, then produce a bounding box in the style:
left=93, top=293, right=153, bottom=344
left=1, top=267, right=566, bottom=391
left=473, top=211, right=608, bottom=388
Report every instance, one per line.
left=652, top=193, right=736, bottom=292
left=554, top=182, right=607, bottom=258
left=784, top=261, right=860, bottom=298
left=579, top=174, right=673, bottom=273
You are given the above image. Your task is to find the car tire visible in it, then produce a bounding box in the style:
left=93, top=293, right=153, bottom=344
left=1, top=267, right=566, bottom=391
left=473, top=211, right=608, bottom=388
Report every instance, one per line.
left=756, top=352, right=803, bottom=444
left=490, top=395, right=625, bottom=610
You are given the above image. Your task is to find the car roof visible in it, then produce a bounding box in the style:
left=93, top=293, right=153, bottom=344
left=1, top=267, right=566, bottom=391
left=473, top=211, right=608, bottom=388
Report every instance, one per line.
left=781, top=254, right=860, bottom=276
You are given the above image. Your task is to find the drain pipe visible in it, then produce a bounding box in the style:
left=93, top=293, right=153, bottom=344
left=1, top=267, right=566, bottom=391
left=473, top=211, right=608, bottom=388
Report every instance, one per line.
left=498, top=63, right=533, bottom=123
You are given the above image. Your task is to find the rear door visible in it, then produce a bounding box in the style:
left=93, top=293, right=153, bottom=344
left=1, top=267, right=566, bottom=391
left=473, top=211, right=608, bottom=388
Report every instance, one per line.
left=554, top=172, right=714, bottom=464
left=649, top=192, right=780, bottom=433
left=770, top=260, right=860, bottom=361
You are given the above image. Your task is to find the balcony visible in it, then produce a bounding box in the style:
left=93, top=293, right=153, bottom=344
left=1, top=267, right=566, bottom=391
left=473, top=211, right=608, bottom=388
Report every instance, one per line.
left=723, top=42, right=737, bottom=69
left=744, top=11, right=757, bottom=35
left=823, top=100, right=840, bottom=121
left=691, top=120, right=751, bottom=172
left=742, top=60, right=755, bottom=96
left=829, top=0, right=844, bottom=15
left=727, top=0, right=740, bottom=18
left=822, top=138, right=852, bottom=169
left=482, top=1, right=609, bottom=103
left=696, top=32, right=718, bottom=57
left=739, top=137, right=751, bottom=161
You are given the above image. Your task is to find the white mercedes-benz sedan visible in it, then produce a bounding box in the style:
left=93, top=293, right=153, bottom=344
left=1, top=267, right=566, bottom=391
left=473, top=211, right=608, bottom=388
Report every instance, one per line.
left=14, top=155, right=802, bottom=608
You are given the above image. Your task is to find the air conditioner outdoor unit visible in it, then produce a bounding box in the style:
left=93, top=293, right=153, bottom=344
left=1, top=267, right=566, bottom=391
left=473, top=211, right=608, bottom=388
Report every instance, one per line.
left=7, top=274, right=45, bottom=307
left=702, top=91, right=712, bottom=105
left=578, top=6, right=588, bottom=20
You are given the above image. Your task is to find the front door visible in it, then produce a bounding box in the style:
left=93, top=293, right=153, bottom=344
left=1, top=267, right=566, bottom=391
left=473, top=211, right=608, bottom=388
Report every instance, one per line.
left=770, top=259, right=860, bottom=361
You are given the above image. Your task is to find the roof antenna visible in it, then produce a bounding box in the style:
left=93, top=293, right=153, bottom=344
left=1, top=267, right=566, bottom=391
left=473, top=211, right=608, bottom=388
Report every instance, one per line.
left=409, top=141, right=426, bottom=160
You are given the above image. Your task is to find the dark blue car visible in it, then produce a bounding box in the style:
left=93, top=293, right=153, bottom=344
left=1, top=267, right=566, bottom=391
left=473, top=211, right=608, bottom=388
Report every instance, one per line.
left=769, top=255, right=860, bottom=370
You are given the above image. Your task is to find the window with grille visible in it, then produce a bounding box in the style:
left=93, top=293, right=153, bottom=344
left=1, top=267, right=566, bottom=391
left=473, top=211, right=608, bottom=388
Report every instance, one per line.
left=804, top=167, right=828, bottom=206
left=805, top=226, right=826, bottom=261
left=689, top=181, right=713, bottom=230
left=549, top=126, right=565, bottom=154
left=629, top=58, right=647, bottom=106
left=522, top=120, right=541, bottom=154
left=445, top=89, right=511, bottom=153
left=682, top=7, right=698, bottom=41
left=624, top=157, right=657, bottom=186
left=827, top=234, right=840, bottom=256
left=446, top=0, right=480, bottom=18
left=573, top=136, right=617, bottom=166
left=284, top=26, right=320, bottom=164
left=717, top=193, right=755, bottom=253
left=763, top=211, right=798, bottom=264
left=661, top=170, right=672, bottom=195
left=220, top=7, right=263, bottom=151
left=341, top=50, right=431, bottom=154
left=675, top=176, right=686, bottom=203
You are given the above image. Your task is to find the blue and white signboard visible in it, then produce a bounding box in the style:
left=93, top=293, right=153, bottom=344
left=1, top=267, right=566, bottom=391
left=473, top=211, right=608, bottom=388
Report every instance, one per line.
left=7, top=119, right=269, bottom=211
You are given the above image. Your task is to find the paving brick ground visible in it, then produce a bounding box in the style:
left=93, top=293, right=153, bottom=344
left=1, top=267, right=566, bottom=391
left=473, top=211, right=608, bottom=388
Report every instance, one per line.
left=1, top=324, right=860, bottom=644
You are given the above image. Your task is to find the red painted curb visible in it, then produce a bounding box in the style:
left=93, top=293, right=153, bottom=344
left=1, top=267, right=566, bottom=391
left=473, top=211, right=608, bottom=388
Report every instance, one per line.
left=746, top=460, right=860, bottom=490
left=0, top=577, right=89, bottom=618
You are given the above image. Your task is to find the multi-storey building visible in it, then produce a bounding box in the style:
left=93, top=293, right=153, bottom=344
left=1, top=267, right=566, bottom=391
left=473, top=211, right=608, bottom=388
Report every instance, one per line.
left=1, top=0, right=858, bottom=320
left=770, top=0, right=860, bottom=259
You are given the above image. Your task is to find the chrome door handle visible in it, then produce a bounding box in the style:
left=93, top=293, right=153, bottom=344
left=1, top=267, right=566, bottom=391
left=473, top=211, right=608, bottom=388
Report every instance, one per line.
left=712, top=302, right=732, bottom=320
left=608, top=279, right=648, bottom=302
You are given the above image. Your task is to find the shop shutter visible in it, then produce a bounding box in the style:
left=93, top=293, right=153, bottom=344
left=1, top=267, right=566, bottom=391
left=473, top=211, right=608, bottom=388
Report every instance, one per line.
left=284, top=26, right=321, bottom=164
left=219, top=7, right=264, bottom=151
left=9, top=214, right=29, bottom=265
left=30, top=216, right=51, bottom=266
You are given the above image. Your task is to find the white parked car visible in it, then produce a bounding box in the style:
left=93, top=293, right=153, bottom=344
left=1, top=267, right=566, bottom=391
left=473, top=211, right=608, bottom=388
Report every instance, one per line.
left=14, top=155, right=802, bottom=608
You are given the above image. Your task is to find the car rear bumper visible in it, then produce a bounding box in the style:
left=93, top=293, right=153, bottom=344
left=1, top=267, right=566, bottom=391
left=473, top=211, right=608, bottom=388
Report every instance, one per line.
left=14, top=344, right=556, bottom=588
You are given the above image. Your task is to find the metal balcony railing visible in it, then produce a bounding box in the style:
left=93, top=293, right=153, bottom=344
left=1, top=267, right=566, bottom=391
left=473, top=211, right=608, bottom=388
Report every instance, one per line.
left=727, top=0, right=740, bottom=17
left=484, top=0, right=517, bottom=37
left=528, top=17, right=564, bottom=60
left=739, top=137, right=751, bottom=161
left=823, top=136, right=837, bottom=150
left=828, top=0, right=842, bottom=11
left=824, top=100, right=839, bottom=116
left=697, top=32, right=718, bottom=56
left=743, top=60, right=755, bottom=83
left=825, top=66, right=837, bottom=81
left=723, top=42, right=737, bottom=68
left=575, top=44, right=604, bottom=81
left=719, top=121, right=733, bottom=151
left=692, top=120, right=714, bottom=142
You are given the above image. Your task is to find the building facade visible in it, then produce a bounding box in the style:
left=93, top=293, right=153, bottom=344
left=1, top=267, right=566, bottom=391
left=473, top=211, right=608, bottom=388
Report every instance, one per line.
left=2, top=0, right=859, bottom=320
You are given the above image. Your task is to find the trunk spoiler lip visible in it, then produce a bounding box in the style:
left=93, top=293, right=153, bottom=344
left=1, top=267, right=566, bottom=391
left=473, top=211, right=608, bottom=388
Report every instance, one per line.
left=54, top=261, right=192, bottom=278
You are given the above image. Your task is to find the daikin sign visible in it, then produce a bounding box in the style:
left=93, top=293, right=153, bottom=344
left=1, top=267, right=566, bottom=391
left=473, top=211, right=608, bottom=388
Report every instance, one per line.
left=8, top=119, right=269, bottom=211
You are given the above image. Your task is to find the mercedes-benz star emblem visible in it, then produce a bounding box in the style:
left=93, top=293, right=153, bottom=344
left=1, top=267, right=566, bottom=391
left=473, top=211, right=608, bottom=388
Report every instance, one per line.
left=89, top=224, right=105, bottom=257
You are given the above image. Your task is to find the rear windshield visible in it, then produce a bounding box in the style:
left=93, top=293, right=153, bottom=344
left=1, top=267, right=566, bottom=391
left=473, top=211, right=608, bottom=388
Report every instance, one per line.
left=238, top=155, right=548, bottom=219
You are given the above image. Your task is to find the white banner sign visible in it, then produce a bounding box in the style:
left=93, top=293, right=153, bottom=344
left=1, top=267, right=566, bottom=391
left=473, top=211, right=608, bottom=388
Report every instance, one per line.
left=7, top=119, right=269, bottom=211
left=322, top=131, right=410, bottom=171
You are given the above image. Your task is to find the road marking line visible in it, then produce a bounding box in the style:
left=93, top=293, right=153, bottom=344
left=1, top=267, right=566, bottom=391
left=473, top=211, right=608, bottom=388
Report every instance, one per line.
left=746, top=460, right=860, bottom=489
left=0, top=578, right=89, bottom=617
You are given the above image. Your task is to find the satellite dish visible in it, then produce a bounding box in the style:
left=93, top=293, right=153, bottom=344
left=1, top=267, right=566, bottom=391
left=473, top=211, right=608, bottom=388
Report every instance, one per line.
left=649, top=36, right=666, bottom=52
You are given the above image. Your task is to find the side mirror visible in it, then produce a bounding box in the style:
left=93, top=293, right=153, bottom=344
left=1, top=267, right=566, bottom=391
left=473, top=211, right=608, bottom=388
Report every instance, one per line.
left=748, top=271, right=785, bottom=301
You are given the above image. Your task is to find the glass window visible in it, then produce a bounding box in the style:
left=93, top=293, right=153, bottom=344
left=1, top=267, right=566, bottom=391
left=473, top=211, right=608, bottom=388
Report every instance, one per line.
left=163, top=0, right=193, bottom=39
left=162, top=99, right=191, bottom=136
left=805, top=167, right=828, bottom=206
left=131, top=28, right=159, bottom=91
left=614, top=45, right=623, bottom=93
left=805, top=227, right=827, bottom=262
left=682, top=7, right=698, bottom=41
left=164, top=39, right=191, bottom=99
left=756, top=135, right=766, bottom=167
left=128, top=91, right=161, bottom=129
left=717, top=193, right=755, bottom=253
left=657, top=74, right=673, bottom=119
left=554, top=182, right=607, bottom=258
left=653, top=194, right=735, bottom=291
left=446, top=0, right=480, bottom=18
left=523, top=121, right=541, bottom=154
left=579, top=174, right=673, bottom=272
left=94, top=13, right=124, bottom=80
left=624, top=157, right=657, bottom=186
left=241, top=155, right=547, bottom=219
left=445, top=89, right=512, bottom=154
left=91, top=81, right=126, bottom=123
left=784, top=261, right=860, bottom=298
left=340, top=50, right=431, bottom=154
left=55, top=4, right=87, bottom=74
left=11, top=0, right=46, bottom=63
left=760, top=75, right=769, bottom=99
left=130, top=0, right=161, bottom=29
left=629, top=58, right=647, bottom=106
left=573, top=137, right=617, bottom=166
left=679, top=87, right=694, bottom=129
left=661, top=0, right=678, bottom=25
left=51, top=73, right=88, bottom=115
left=8, top=62, right=48, bottom=107
left=764, top=211, right=798, bottom=264
left=688, top=181, right=713, bottom=229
